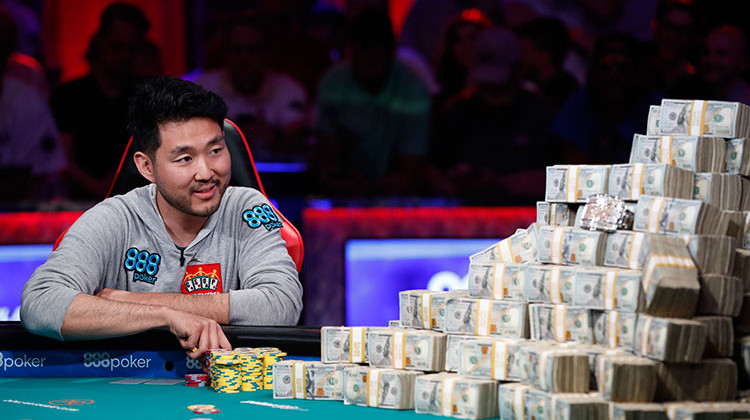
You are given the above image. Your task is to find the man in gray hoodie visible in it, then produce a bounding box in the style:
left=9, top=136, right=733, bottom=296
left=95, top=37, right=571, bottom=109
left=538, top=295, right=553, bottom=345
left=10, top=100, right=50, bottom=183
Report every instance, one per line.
left=21, top=76, right=303, bottom=359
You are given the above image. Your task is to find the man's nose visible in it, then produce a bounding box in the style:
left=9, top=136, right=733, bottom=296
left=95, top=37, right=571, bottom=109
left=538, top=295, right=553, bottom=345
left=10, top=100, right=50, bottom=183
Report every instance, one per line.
left=194, top=156, right=213, bottom=180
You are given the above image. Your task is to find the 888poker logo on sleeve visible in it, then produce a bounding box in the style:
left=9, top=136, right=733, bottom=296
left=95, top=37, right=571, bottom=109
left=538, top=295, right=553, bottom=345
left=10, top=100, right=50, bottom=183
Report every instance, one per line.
left=242, top=204, right=283, bottom=231
left=123, top=247, right=161, bottom=285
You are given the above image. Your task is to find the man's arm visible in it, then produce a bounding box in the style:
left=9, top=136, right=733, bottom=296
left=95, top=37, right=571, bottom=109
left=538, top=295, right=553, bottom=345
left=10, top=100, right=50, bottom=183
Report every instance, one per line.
left=61, top=293, right=230, bottom=358
left=95, top=289, right=230, bottom=324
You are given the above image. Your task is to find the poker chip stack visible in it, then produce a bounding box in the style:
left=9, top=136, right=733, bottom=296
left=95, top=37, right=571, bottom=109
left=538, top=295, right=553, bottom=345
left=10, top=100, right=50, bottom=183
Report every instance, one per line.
left=205, top=347, right=286, bottom=393
left=235, top=348, right=264, bottom=392
left=185, top=373, right=209, bottom=387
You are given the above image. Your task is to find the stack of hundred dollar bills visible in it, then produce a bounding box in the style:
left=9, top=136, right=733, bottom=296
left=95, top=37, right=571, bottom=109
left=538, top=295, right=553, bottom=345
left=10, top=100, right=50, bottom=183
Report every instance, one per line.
left=274, top=99, right=750, bottom=419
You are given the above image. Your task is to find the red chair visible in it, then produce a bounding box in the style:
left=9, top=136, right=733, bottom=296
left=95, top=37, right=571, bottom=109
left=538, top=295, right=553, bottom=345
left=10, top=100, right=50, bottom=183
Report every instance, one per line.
left=54, top=119, right=304, bottom=272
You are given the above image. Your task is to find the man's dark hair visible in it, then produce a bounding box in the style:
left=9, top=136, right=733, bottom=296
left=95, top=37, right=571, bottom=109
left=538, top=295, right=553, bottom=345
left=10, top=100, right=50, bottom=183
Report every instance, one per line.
left=516, top=18, right=571, bottom=67
left=0, top=6, right=17, bottom=72
left=128, top=76, right=227, bottom=157
left=348, top=7, right=395, bottom=51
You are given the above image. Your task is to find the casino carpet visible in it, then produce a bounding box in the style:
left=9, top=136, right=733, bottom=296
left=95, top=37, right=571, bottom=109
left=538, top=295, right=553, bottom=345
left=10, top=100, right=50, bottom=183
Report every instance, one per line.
left=0, top=377, right=422, bottom=420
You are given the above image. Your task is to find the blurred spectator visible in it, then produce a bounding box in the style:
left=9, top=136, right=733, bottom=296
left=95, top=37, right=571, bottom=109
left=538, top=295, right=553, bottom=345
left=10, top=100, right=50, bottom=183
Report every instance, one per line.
left=698, top=24, right=750, bottom=103
left=50, top=2, right=150, bottom=201
left=643, top=0, right=703, bottom=98
left=426, top=27, right=554, bottom=203
left=399, top=0, right=503, bottom=68
left=0, top=0, right=39, bottom=57
left=195, top=12, right=309, bottom=162
left=551, top=34, right=662, bottom=164
left=312, top=7, right=430, bottom=195
left=516, top=17, right=579, bottom=109
left=1, top=6, right=65, bottom=201
left=182, top=13, right=227, bottom=82
left=433, top=8, right=492, bottom=110
left=131, top=39, right=163, bottom=80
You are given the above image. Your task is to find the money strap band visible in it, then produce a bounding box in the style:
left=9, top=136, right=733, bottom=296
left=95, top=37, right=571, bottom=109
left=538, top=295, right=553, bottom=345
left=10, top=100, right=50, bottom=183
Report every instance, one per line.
left=659, top=136, right=673, bottom=165
left=492, top=341, right=510, bottom=380
left=421, top=293, right=433, bottom=329
left=628, top=232, right=645, bottom=269
left=293, top=362, right=306, bottom=399
left=639, top=317, right=653, bottom=355
left=608, top=311, right=619, bottom=348
left=367, top=370, right=381, bottom=407
left=566, top=166, right=580, bottom=202
left=538, top=351, right=551, bottom=388
left=554, top=305, right=567, bottom=342
left=550, top=204, right=558, bottom=225
left=493, top=263, right=505, bottom=300
left=596, top=357, right=607, bottom=398
left=549, top=267, right=562, bottom=304
left=442, top=377, right=457, bottom=417
left=499, top=239, right=514, bottom=262
left=689, top=100, right=706, bottom=136
left=350, top=327, right=365, bottom=363
left=631, top=163, right=645, bottom=200
left=647, top=197, right=666, bottom=233
left=551, top=227, right=565, bottom=264
left=392, top=332, right=406, bottom=369
left=604, top=271, right=618, bottom=310
left=476, top=299, right=492, bottom=336
left=643, top=254, right=696, bottom=290
left=513, top=386, right=525, bottom=420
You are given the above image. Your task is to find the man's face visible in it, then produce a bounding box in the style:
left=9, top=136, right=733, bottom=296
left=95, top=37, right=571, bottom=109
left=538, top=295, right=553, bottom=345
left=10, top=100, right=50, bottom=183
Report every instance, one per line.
left=225, top=25, right=265, bottom=91
left=700, top=29, right=748, bottom=86
left=151, top=117, right=231, bottom=218
left=97, top=20, right=142, bottom=79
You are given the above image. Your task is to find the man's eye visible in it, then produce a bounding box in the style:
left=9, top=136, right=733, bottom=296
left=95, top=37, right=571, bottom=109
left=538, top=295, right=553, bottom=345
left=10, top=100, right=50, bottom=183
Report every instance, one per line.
left=176, top=156, right=191, bottom=163
left=211, top=147, right=224, bottom=155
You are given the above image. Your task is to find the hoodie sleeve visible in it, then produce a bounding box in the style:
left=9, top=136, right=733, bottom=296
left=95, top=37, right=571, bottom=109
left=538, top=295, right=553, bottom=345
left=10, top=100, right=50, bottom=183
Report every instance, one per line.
left=228, top=190, right=302, bottom=325
left=20, top=201, right=124, bottom=340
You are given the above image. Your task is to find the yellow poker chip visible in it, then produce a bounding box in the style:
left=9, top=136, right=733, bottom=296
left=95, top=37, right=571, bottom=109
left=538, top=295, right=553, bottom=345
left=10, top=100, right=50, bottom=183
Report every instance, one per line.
left=187, top=404, right=215, bottom=411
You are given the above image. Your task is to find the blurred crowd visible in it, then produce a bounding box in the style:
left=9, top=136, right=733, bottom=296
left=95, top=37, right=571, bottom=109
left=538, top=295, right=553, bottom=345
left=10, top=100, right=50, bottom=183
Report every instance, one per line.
left=2, top=0, right=750, bottom=205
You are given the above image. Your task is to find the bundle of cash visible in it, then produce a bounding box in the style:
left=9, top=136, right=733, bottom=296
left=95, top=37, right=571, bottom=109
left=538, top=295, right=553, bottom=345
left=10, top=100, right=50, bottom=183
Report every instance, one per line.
left=742, top=177, right=750, bottom=211
left=529, top=304, right=594, bottom=343
left=444, top=297, right=528, bottom=338
left=321, top=326, right=376, bottom=363
left=445, top=334, right=481, bottom=373
left=610, top=403, right=668, bottom=420
left=559, top=342, right=632, bottom=389
left=696, top=274, right=743, bottom=316
left=537, top=226, right=608, bottom=266
left=366, top=328, right=446, bottom=371
left=680, top=235, right=735, bottom=275
left=414, top=373, right=499, bottom=419
left=592, top=310, right=639, bottom=350
left=537, top=201, right=576, bottom=226
left=737, top=335, right=750, bottom=386
left=468, top=262, right=525, bottom=301
left=399, top=289, right=468, bottom=331
left=634, top=315, right=706, bottom=363
left=733, top=249, right=750, bottom=290
left=659, top=99, right=750, bottom=138
left=609, top=163, right=694, bottom=201
left=640, top=237, right=700, bottom=318
left=725, top=138, right=750, bottom=176
left=519, top=343, right=591, bottom=393
left=633, top=195, right=723, bottom=236
left=497, top=383, right=533, bottom=420
left=458, top=337, right=525, bottom=381
left=578, top=194, right=635, bottom=232
left=693, top=316, right=733, bottom=358
left=654, top=358, right=737, bottom=401
left=694, top=173, right=742, bottom=211
left=647, top=105, right=661, bottom=135
left=342, top=366, right=422, bottom=409
left=469, top=224, right=539, bottom=264
left=721, top=209, right=748, bottom=246
left=545, top=165, right=611, bottom=203
left=273, top=361, right=358, bottom=400
left=665, top=402, right=750, bottom=420
left=596, top=355, right=658, bottom=402
left=629, top=134, right=725, bottom=172
left=550, top=393, right=609, bottom=420
left=604, top=231, right=651, bottom=270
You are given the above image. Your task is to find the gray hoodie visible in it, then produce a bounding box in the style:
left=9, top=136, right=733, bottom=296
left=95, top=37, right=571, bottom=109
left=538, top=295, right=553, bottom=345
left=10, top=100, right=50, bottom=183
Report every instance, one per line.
left=21, top=184, right=302, bottom=340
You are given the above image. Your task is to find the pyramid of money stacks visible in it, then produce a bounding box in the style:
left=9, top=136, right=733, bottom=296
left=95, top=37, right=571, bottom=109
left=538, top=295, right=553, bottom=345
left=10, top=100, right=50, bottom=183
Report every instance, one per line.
left=273, top=99, right=750, bottom=419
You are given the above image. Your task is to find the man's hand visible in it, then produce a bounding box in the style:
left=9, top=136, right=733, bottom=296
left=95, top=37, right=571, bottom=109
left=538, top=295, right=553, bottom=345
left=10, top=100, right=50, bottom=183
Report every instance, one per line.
left=163, top=308, right=231, bottom=360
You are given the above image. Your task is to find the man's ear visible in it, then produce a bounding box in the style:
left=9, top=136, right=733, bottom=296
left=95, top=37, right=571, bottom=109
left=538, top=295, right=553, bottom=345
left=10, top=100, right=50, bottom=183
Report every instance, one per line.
left=133, top=151, right=156, bottom=183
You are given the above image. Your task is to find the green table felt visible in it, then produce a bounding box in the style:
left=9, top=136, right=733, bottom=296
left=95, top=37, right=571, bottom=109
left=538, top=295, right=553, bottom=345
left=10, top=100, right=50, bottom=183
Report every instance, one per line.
left=0, top=377, right=443, bottom=420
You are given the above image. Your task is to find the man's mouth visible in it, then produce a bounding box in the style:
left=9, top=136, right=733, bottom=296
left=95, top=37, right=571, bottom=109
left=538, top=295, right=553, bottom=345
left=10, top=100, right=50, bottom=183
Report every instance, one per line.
left=192, top=184, right=218, bottom=199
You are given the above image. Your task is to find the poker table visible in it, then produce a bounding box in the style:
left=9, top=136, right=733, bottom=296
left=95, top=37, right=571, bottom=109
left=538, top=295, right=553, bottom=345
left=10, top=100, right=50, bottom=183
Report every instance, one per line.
left=0, top=322, right=418, bottom=420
